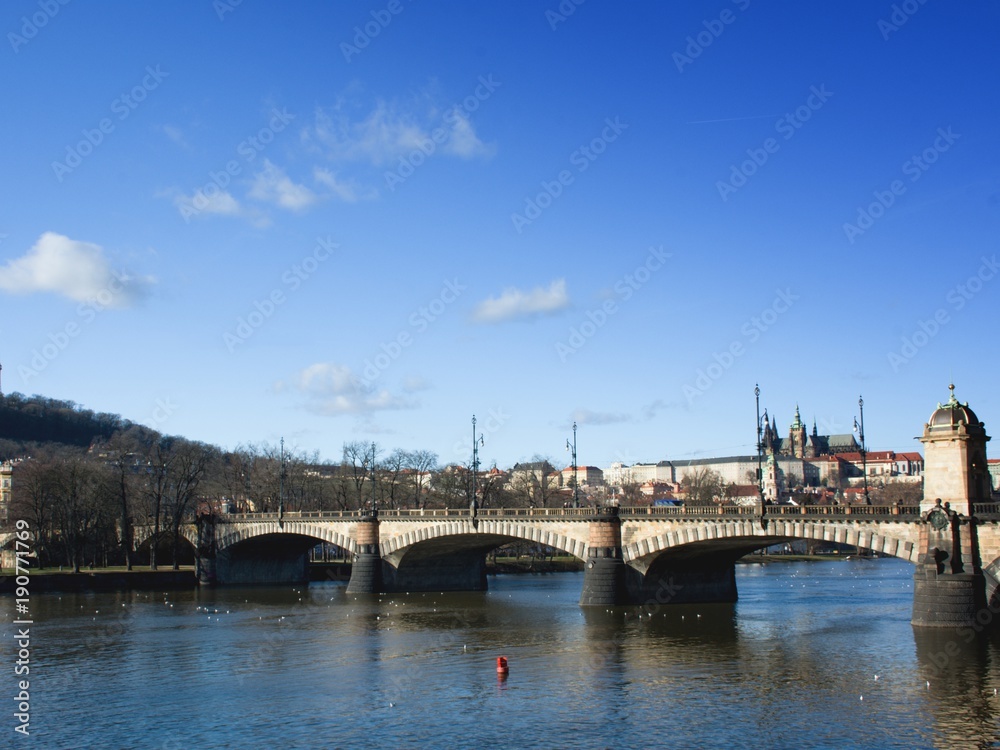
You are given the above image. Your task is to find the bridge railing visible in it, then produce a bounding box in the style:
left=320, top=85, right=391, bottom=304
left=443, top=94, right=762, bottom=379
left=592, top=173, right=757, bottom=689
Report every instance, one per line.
left=223, top=510, right=360, bottom=521
left=619, top=504, right=920, bottom=519
left=218, top=507, right=604, bottom=522
left=216, top=504, right=923, bottom=523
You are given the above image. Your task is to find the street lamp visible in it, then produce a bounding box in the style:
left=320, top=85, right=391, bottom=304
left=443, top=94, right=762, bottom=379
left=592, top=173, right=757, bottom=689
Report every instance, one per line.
left=755, top=385, right=765, bottom=505
left=566, top=421, right=579, bottom=508
left=370, top=441, right=378, bottom=517
left=278, top=437, right=286, bottom=523
left=854, top=395, right=870, bottom=505
left=471, top=415, right=483, bottom=515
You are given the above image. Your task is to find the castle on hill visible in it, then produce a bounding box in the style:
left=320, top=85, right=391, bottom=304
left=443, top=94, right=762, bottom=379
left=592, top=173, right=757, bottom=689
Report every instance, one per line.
left=762, top=404, right=859, bottom=458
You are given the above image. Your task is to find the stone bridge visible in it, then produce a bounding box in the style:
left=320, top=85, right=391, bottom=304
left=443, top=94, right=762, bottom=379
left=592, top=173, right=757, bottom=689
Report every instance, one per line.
left=149, top=502, right=1000, bottom=627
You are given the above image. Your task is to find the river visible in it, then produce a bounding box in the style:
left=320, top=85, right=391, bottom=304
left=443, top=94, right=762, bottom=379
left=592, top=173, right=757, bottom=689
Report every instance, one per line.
left=7, top=558, right=1000, bottom=749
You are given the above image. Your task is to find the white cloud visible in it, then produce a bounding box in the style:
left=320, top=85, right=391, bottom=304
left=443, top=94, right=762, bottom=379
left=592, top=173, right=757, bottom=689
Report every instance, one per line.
left=0, top=232, right=153, bottom=306
left=175, top=189, right=242, bottom=216
left=305, top=95, right=493, bottom=167
left=442, top=109, right=494, bottom=158
left=248, top=160, right=317, bottom=211
left=168, top=188, right=270, bottom=227
left=471, top=279, right=570, bottom=323
left=282, top=362, right=415, bottom=416
left=313, top=167, right=374, bottom=203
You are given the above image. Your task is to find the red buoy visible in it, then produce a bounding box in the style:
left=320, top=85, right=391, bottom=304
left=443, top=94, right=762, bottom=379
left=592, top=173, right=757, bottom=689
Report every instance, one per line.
left=496, top=656, right=509, bottom=675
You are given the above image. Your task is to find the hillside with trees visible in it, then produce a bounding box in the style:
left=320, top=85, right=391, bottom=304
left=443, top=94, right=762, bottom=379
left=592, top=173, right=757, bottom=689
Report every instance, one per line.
left=0, top=391, right=542, bottom=570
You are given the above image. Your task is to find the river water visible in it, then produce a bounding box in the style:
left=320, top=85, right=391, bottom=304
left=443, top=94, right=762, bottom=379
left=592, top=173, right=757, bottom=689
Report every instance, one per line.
left=7, top=559, right=1000, bottom=749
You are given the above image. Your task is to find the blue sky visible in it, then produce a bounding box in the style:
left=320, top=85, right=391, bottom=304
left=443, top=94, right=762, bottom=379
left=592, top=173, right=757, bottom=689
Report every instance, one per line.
left=1, top=0, right=998, bottom=470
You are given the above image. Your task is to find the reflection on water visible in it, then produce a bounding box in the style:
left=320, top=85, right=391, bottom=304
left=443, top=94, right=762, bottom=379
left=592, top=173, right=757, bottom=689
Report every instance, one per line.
left=8, top=560, right=1000, bottom=748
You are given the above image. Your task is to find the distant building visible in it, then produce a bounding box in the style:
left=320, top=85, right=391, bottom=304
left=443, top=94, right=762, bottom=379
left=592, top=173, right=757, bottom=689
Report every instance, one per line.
left=509, top=460, right=556, bottom=485
left=602, top=402, right=928, bottom=502
left=558, top=465, right=604, bottom=487
left=605, top=461, right=674, bottom=485
left=988, top=458, right=1000, bottom=492
left=639, top=480, right=677, bottom=499
left=0, top=459, right=23, bottom=523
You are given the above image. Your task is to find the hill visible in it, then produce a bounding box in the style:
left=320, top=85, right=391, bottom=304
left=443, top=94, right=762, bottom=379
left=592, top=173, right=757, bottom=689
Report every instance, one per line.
left=0, top=392, right=131, bottom=457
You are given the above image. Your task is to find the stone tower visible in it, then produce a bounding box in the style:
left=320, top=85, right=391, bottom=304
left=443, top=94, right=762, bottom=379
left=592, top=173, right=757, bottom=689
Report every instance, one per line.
left=912, top=385, right=991, bottom=627
left=919, top=384, right=992, bottom=516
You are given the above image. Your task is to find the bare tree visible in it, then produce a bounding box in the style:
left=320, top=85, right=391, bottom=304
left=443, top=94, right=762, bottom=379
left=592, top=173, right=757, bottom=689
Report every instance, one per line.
left=618, top=479, right=644, bottom=506
left=9, top=454, right=58, bottom=567
left=103, top=426, right=148, bottom=570
left=430, top=464, right=470, bottom=509
left=405, top=449, right=438, bottom=508
left=874, top=481, right=923, bottom=506
left=141, top=436, right=173, bottom=570
left=165, top=441, right=209, bottom=569
left=343, top=441, right=380, bottom=509
left=680, top=468, right=725, bottom=505
left=378, top=448, right=408, bottom=509
left=477, top=467, right=508, bottom=509
left=52, top=458, right=110, bottom=572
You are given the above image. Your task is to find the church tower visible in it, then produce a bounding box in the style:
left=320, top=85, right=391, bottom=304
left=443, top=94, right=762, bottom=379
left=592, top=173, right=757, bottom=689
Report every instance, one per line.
left=788, top=405, right=807, bottom=459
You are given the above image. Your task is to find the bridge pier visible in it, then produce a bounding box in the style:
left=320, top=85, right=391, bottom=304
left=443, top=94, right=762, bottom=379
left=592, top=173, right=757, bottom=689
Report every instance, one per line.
left=912, top=502, right=987, bottom=627
left=346, top=514, right=381, bottom=594
left=195, top=514, right=217, bottom=585
left=580, top=507, right=626, bottom=606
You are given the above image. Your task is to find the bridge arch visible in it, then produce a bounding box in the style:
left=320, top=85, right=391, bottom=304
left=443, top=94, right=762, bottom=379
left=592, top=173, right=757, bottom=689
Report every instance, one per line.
left=623, top=518, right=921, bottom=574
left=133, top=525, right=199, bottom=552
left=215, top=520, right=356, bottom=556
left=379, top=518, right=589, bottom=567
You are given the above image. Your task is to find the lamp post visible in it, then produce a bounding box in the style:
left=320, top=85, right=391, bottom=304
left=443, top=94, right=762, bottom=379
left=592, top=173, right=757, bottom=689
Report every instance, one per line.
left=566, top=421, right=579, bottom=508
left=755, top=385, right=764, bottom=506
left=370, top=441, right=378, bottom=517
left=855, top=395, right=870, bottom=505
left=278, top=437, right=286, bottom=523
left=471, top=415, right=483, bottom=516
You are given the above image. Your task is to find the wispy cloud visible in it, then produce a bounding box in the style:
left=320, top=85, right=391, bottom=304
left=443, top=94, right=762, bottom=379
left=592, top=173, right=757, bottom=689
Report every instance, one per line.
left=279, top=362, right=416, bottom=416
left=304, top=94, right=493, bottom=167
left=472, top=279, right=569, bottom=323
left=161, top=124, right=189, bottom=149
left=0, top=232, right=154, bottom=306
left=173, top=189, right=243, bottom=217
left=569, top=408, right=632, bottom=426
left=249, top=160, right=318, bottom=211
left=313, top=167, right=373, bottom=203
left=167, top=187, right=270, bottom=227
left=643, top=399, right=686, bottom=419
